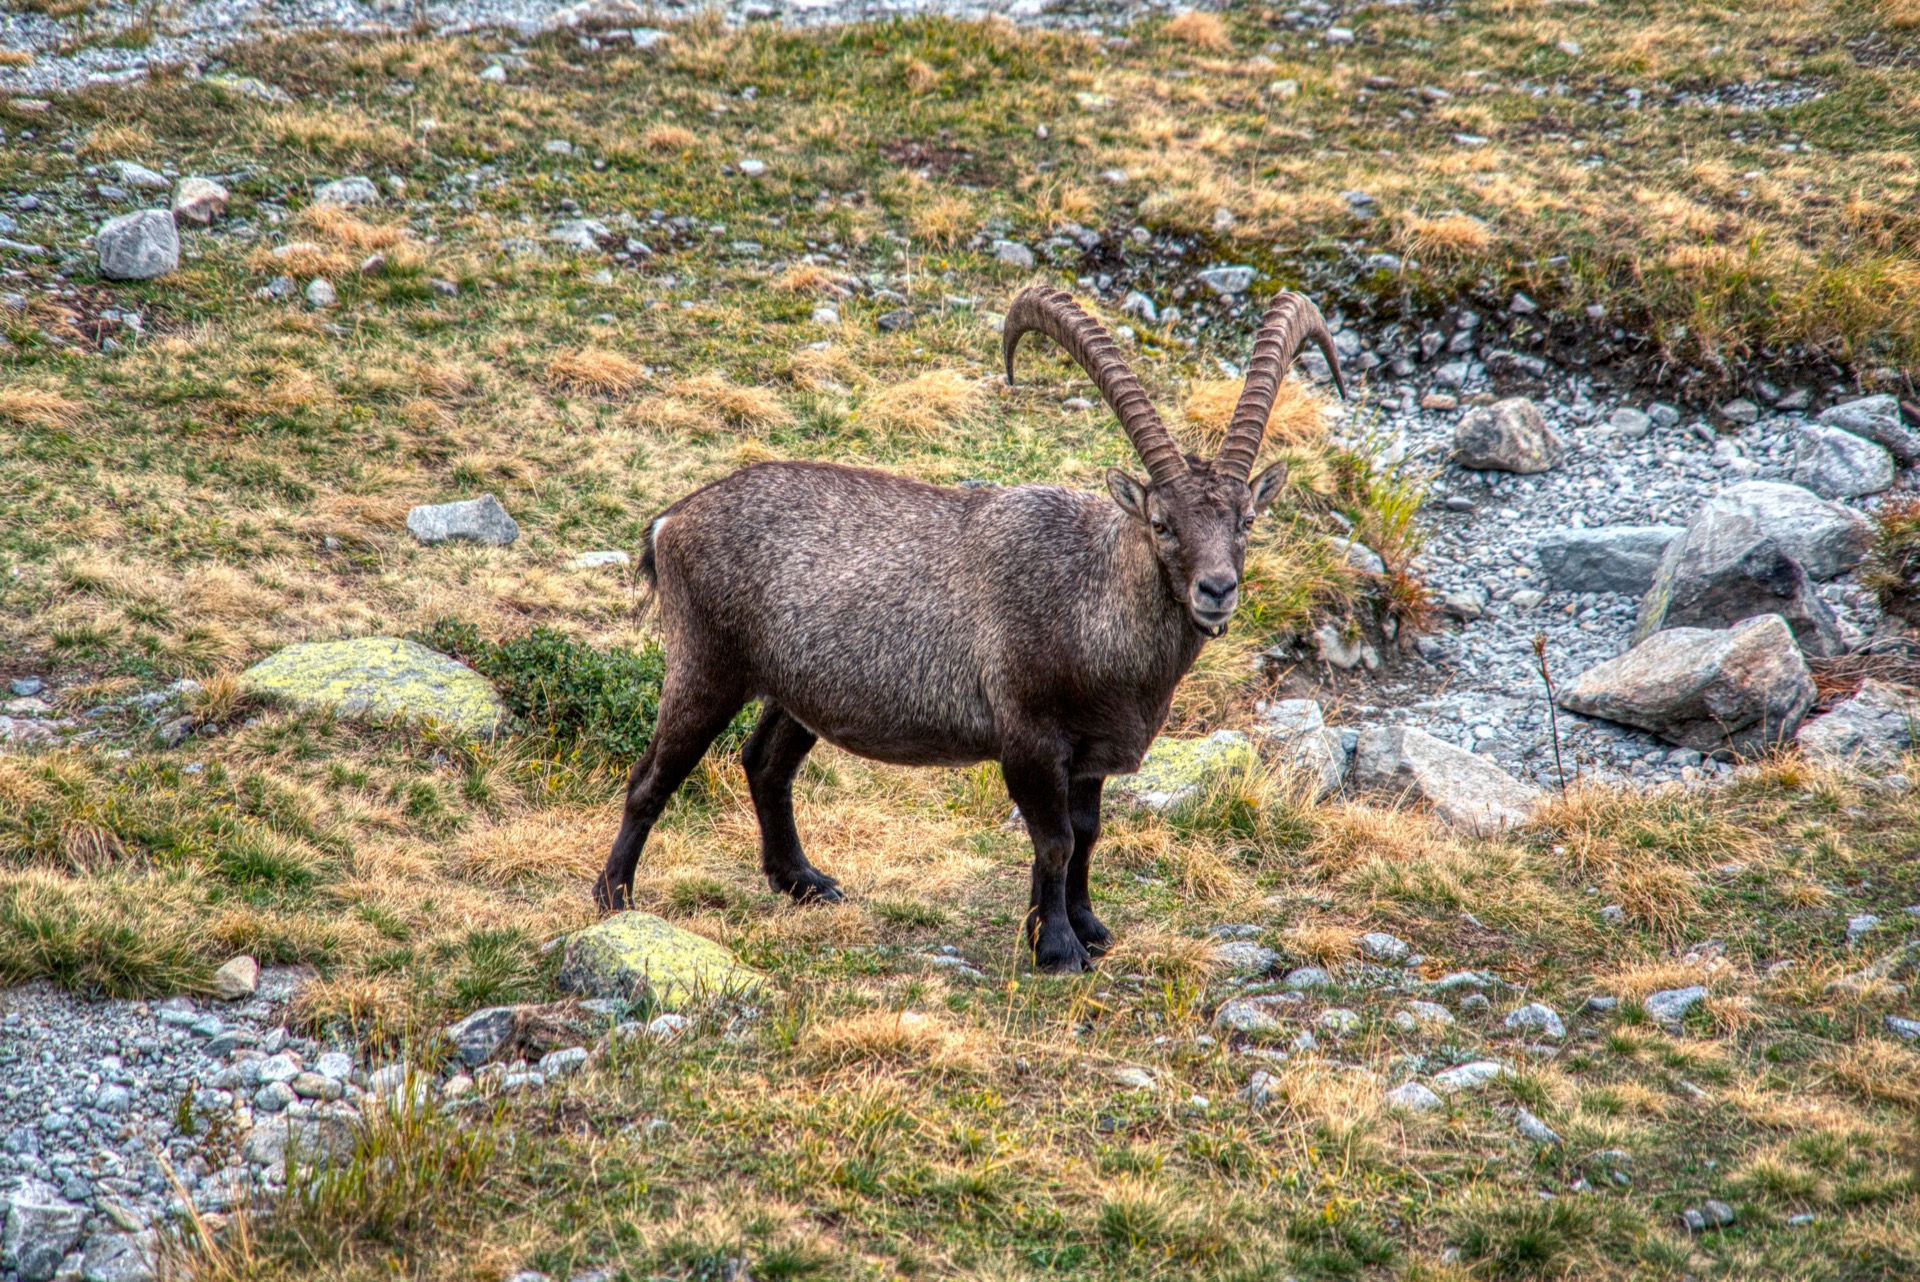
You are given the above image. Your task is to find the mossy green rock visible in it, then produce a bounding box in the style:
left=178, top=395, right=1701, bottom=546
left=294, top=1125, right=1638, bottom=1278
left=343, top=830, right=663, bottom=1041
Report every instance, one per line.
left=558, top=912, right=765, bottom=1009
left=241, top=637, right=507, bottom=737
left=1108, top=730, right=1253, bottom=812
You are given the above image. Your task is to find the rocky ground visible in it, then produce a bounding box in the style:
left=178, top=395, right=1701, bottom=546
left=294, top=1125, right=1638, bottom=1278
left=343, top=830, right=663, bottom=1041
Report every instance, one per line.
left=5, top=7, right=1920, bottom=1278
left=2, top=0, right=1174, bottom=94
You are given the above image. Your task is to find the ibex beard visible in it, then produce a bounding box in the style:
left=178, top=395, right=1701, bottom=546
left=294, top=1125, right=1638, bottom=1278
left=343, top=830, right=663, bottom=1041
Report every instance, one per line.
left=596, top=286, right=1345, bottom=973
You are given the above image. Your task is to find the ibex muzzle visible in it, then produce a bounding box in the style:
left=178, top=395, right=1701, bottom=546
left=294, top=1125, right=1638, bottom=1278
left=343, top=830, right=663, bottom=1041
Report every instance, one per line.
left=597, top=287, right=1344, bottom=972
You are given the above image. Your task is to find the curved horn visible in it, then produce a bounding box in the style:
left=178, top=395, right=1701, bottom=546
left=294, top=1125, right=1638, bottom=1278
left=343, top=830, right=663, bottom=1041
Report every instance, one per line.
left=1215, top=291, right=1348, bottom=481
left=1003, top=286, right=1187, bottom=485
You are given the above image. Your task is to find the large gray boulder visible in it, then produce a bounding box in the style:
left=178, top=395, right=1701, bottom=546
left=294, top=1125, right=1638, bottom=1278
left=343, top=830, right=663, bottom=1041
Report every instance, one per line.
left=1351, top=726, right=1542, bottom=834
left=1818, top=394, right=1920, bottom=467
left=1797, top=679, right=1920, bottom=766
left=1249, top=698, right=1349, bottom=799
left=1699, top=482, right=1872, bottom=581
left=95, top=210, right=178, bottom=280
left=1790, top=423, right=1894, bottom=499
left=1558, top=615, right=1816, bottom=753
left=407, top=494, right=520, bottom=546
left=1453, top=397, right=1565, bottom=473
left=1634, top=497, right=1844, bottom=657
left=1535, top=526, right=1684, bottom=595
left=2, top=1179, right=87, bottom=1282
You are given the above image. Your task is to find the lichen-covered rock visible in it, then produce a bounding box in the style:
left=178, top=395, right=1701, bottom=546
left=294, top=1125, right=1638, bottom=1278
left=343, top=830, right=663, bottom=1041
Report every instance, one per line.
left=1453, top=397, right=1564, bottom=473
left=240, top=637, right=507, bottom=737
left=1108, top=730, right=1253, bottom=811
left=1558, top=615, right=1816, bottom=753
left=1797, top=679, right=1920, bottom=765
left=1350, top=726, right=1542, bottom=834
left=558, top=912, right=765, bottom=1008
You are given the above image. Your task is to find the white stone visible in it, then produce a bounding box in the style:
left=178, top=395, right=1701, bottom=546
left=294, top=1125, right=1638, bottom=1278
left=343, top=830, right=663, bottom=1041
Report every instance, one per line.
left=1383, top=1082, right=1444, bottom=1113
left=1430, top=1060, right=1509, bottom=1094
left=1791, top=423, right=1893, bottom=499
left=407, top=494, right=520, bottom=546
left=1350, top=726, right=1542, bottom=834
left=313, top=176, right=379, bottom=207
left=95, top=210, right=178, bottom=280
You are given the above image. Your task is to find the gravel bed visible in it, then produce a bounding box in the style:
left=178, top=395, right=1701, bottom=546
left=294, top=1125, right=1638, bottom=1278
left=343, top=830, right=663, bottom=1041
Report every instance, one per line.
left=1, top=0, right=1176, bottom=94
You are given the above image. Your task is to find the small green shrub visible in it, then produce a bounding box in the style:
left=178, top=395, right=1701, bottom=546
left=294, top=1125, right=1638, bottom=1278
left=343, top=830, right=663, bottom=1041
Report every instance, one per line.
left=409, top=620, right=754, bottom=761
left=1862, top=495, right=1920, bottom=627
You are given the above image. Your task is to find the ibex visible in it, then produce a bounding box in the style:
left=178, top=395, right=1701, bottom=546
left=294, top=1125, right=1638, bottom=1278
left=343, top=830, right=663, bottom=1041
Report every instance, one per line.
left=596, top=286, right=1344, bottom=971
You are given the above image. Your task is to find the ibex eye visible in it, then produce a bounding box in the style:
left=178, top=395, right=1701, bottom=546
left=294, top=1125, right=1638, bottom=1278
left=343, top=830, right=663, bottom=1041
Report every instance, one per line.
left=1242, top=516, right=1257, bottom=531
left=1151, top=520, right=1169, bottom=535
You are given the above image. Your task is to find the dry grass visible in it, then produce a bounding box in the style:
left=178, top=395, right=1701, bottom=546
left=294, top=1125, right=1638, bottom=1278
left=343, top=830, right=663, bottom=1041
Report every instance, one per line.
left=1396, top=212, right=1496, bottom=267
left=547, top=348, right=647, bottom=394
left=670, top=372, right=793, bottom=432
left=801, top=1009, right=986, bottom=1072
left=1162, top=11, right=1232, bottom=52
left=639, top=123, right=697, bottom=153
left=860, top=369, right=983, bottom=438
left=1178, top=377, right=1331, bottom=456
left=0, top=387, right=85, bottom=429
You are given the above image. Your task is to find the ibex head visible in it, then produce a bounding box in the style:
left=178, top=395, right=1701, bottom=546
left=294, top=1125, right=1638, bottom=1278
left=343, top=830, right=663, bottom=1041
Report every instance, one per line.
left=1004, top=286, right=1346, bottom=637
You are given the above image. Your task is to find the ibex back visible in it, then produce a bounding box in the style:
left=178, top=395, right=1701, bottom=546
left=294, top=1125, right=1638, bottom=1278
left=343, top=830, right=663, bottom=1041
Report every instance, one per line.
left=597, top=287, right=1344, bottom=971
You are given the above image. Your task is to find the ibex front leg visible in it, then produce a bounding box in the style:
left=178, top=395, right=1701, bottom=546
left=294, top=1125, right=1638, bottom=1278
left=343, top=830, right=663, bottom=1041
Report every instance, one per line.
left=1066, top=776, right=1113, bottom=956
left=1003, top=753, right=1093, bottom=974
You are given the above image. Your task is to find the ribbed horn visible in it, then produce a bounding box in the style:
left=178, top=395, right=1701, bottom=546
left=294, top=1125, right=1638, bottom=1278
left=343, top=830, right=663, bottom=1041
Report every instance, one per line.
left=1215, top=291, right=1347, bottom=481
left=1003, top=286, right=1187, bottom=485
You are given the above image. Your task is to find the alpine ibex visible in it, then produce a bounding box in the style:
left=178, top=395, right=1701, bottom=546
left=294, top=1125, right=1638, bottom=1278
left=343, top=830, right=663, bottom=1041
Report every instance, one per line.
left=596, top=286, right=1344, bottom=971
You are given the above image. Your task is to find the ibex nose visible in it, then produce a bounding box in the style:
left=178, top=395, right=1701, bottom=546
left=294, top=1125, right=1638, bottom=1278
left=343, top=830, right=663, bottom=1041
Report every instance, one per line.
left=1194, top=575, right=1238, bottom=608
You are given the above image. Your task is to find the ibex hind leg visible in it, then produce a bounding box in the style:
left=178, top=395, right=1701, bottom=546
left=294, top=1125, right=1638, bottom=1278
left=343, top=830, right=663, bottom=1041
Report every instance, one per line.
left=1066, top=776, right=1113, bottom=956
left=742, top=704, right=842, bottom=904
left=594, top=670, right=747, bottom=913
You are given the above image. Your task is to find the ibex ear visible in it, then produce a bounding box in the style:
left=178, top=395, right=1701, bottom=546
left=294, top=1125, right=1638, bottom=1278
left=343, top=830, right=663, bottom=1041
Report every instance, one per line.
left=1107, top=469, right=1150, bottom=522
left=1250, top=460, right=1290, bottom=514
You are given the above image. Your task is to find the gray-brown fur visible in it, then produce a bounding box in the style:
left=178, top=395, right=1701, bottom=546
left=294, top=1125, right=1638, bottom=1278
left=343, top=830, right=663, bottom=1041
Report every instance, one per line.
left=598, top=287, right=1343, bottom=972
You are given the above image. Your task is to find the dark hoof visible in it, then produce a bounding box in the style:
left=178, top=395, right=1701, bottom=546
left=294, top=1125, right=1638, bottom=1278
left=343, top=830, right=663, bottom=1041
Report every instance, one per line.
left=592, top=876, right=629, bottom=914
left=778, top=872, right=845, bottom=905
left=1073, top=916, right=1114, bottom=957
left=1034, top=935, right=1095, bottom=974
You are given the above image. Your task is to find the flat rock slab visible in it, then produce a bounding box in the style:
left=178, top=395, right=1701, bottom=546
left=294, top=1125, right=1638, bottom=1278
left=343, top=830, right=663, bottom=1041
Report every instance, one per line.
left=1558, top=615, right=1815, bottom=754
left=558, top=912, right=765, bottom=1009
left=1535, top=525, right=1685, bottom=595
left=1797, top=679, right=1920, bottom=765
left=241, top=637, right=507, bottom=737
left=1819, top=394, right=1920, bottom=466
left=1791, top=423, right=1894, bottom=499
left=1108, top=730, right=1252, bottom=812
left=1351, top=725, right=1541, bottom=834
left=1250, top=698, right=1349, bottom=799
left=407, top=493, right=519, bottom=546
